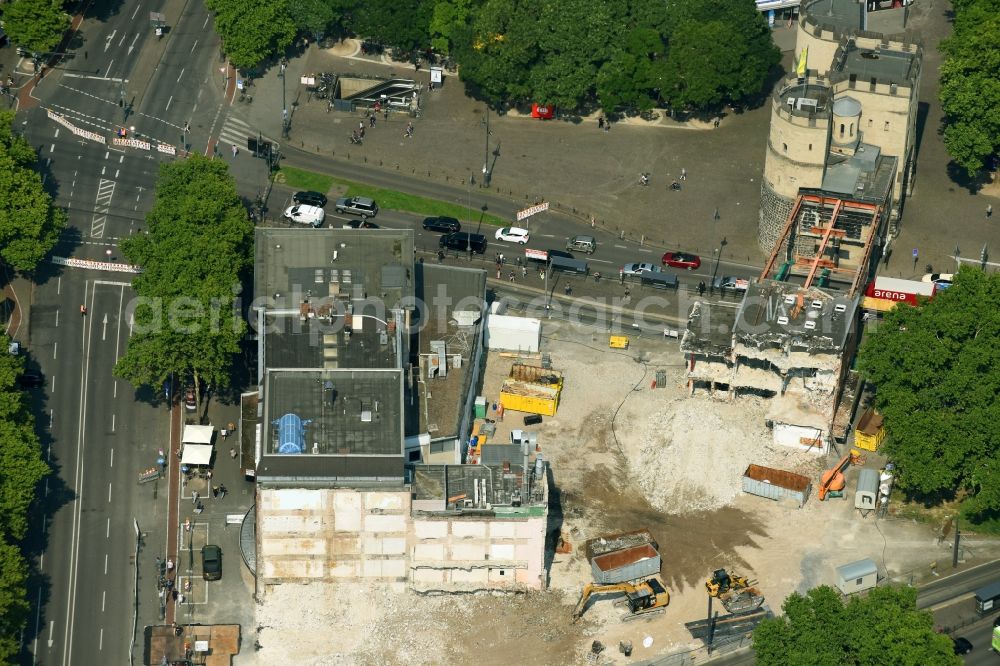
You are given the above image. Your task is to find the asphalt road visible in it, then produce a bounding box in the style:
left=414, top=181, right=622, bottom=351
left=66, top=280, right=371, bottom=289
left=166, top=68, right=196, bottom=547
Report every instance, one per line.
left=19, top=0, right=224, bottom=661
left=956, top=617, right=998, bottom=664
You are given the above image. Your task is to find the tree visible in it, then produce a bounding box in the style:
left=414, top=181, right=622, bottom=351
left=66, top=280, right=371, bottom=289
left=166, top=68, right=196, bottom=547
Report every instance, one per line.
left=0, top=111, right=66, bottom=272
left=286, top=0, right=336, bottom=40
left=659, top=0, right=779, bottom=112
left=753, top=585, right=958, bottom=665
left=856, top=268, right=1000, bottom=516
left=429, top=0, right=476, bottom=55
left=0, top=335, right=48, bottom=663
left=205, top=0, right=296, bottom=70
left=352, top=0, right=433, bottom=55
left=938, top=1, right=1000, bottom=177
left=0, top=0, right=71, bottom=54
left=115, top=155, right=254, bottom=414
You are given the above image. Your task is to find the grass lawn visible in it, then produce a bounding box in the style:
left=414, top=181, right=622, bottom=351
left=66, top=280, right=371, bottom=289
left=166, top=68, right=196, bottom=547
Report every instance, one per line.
left=276, top=167, right=507, bottom=226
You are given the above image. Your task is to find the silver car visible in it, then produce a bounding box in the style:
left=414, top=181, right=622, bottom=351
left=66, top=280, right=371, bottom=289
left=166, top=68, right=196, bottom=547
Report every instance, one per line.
left=621, top=262, right=659, bottom=277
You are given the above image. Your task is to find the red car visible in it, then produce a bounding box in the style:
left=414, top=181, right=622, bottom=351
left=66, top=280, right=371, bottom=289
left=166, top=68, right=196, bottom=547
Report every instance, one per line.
left=661, top=252, right=701, bottom=270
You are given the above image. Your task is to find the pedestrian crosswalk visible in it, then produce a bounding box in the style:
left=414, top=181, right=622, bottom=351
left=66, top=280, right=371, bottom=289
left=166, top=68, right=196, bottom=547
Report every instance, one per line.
left=90, top=178, right=116, bottom=238
left=217, top=115, right=255, bottom=153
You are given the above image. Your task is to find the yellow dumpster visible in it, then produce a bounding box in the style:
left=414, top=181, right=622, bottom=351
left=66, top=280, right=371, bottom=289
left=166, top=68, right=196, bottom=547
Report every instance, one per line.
left=855, top=409, right=885, bottom=452
left=609, top=336, right=629, bottom=349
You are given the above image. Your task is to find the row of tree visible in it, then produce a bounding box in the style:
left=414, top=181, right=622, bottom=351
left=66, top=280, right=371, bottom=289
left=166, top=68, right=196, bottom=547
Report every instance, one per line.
left=205, top=0, right=780, bottom=114
left=939, top=0, right=1000, bottom=178
left=0, top=338, right=50, bottom=661
left=753, top=585, right=959, bottom=665
left=0, top=0, right=70, bottom=56
left=857, top=268, right=1000, bottom=518
left=113, top=156, right=254, bottom=414
left=0, top=111, right=65, bottom=273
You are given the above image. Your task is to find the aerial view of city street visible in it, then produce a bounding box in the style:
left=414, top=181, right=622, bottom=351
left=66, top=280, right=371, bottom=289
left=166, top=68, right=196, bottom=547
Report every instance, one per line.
left=1, top=0, right=1000, bottom=663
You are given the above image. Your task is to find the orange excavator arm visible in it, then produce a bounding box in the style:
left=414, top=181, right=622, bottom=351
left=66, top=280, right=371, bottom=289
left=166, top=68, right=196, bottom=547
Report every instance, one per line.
left=818, top=453, right=852, bottom=500
left=572, top=582, right=636, bottom=622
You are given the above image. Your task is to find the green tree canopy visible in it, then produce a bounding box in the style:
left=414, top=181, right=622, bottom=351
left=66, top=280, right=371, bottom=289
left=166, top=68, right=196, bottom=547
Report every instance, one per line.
left=206, top=0, right=297, bottom=70
left=352, top=0, right=433, bottom=55
left=0, top=334, right=49, bottom=662
left=939, top=0, right=1000, bottom=177
left=286, top=0, right=336, bottom=39
left=116, top=155, right=254, bottom=412
left=857, top=268, right=1000, bottom=516
left=753, top=585, right=958, bottom=665
left=0, top=0, right=71, bottom=54
left=0, top=111, right=66, bottom=272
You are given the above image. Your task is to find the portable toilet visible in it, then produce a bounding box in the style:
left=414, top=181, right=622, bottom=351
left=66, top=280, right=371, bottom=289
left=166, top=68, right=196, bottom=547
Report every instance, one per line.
left=855, top=468, right=879, bottom=513
left=835, top=558, right=878, bottom=595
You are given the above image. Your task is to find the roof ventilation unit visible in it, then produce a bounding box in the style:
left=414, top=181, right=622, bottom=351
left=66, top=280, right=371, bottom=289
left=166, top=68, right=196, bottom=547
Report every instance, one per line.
left=777, top=316, right=790, bottom=325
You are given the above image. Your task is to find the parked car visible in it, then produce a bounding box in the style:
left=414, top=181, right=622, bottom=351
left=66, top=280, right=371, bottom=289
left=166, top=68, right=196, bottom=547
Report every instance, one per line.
left=343, top=219, right=379, bottom=229
left=713, top=276, right=750, bottom=291
left=494, top=226, right=530, bottom=244
left=566, top=235, right=596, bottom=254
left=422, top=216, right=461, bottom=233
left=952, top=637, right=972, bottom=655
left=439, top=232, right=487, bottom=254
left=921, top=272, right=954, bottom=289
left=201, top=545, right=222, bottom=581
left=283, top=204, right=325, bottom=227
left=292, top=191, right=327, bottom=207
left=661, top=251, right=701, bottom=270
left=334, top=196, right=378, bottom=218
left=16, top=372, right=43, bottom=388
left=621, top=262, right=658, bottom=277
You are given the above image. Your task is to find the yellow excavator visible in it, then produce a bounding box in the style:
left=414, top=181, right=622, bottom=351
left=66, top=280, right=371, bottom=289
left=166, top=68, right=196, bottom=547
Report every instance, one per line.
left=705, top=569, right=764, bottom=614
left=571, top=577, right=669, bottom=623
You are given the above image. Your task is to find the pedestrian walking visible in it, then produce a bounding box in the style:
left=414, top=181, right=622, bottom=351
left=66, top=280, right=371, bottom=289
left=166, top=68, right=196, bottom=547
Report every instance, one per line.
left=229, top=446, right=236, bottom=459
left=597, top=116, right=604, bottom=130
left=508, top=271, right=515, bottom=282
left=359, top=121, right=364, bottom=131
left=521, top=266, right=527, bottom=278
left=231, top=144, right=238, bottom=157
left=212, top=485, right=219, bottom=498
left=564, top=284, right=572, bottom=296
left=624, top=286, right=631, bottom=298
left=680, top=168, right=687, bottom=181
left=369, top=115, right=376, bottom=128
left=219, top=484, right=227, bottom=499
left=713, top=117, right=720, bottom=128
left=988, top=204, right=993, bottom=220
left=437, top=249, right=444, bottom=263
left=499, top=253, right=505, bottom=265
left=166, top=558, right=174, bottom=572
left=496, top=267, right=501, bottom=279
left=698, top=281, right=706, bottom=296
left=713, top=208, right=720, bottom=220
left=192, top=490, right=199, bottom=505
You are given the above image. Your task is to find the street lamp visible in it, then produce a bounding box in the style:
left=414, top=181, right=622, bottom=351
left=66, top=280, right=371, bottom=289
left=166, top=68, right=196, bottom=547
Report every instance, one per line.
left=481, top=107, right=493, bottom=187
left=278, top=60, right=289, bottom=138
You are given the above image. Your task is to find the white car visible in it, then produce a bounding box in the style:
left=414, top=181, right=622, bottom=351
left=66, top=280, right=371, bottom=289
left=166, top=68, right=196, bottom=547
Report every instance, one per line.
left=283, top=204, right=325, bottom=227
left=621, top=262, right=659, bottom=277
left=921, top=273, right=953, bottom=288
left=494, top=226, right=530, bottom=244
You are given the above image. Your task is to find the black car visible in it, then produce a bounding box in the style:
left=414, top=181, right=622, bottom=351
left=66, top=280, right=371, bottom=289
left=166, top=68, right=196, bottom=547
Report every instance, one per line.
left=439, top=232, right=487, bottom=254
left=202, top=545, right=222, bottom=581
left=952, top=637, right=972, bottom=655
left=422, top=216, right=461, bottom=233
left=16, top=373, right=43, bottom=388
left=344, top=219, right=379, bottom=229
left=293, top=191, right=328, bottom=207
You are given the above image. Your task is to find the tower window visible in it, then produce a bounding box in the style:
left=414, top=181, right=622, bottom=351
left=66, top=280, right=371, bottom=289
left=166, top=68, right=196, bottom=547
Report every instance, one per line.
left=883, top=121, right=889, bottom=131
left=839, top=123, right=845, bottom=137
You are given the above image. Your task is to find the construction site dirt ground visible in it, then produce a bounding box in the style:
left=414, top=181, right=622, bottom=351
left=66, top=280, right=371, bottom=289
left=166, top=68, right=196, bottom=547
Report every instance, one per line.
left=252, top=320, right=1000, bottom=666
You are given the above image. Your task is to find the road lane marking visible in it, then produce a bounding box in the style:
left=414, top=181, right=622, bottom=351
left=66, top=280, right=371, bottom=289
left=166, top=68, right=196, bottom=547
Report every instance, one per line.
left=106, top=517, right=110, bottom=538
left=104, top=59, right=114, bottom=76
left=109, top=448, right=113, bottom=468
left=50, top=144, right=55, bottom=153
left=62, top=280, right=94, bottom=665
left=57, top=276, right=61, bottom=295
left=104, top=554, right=107, bottom=574
left=590, top=258, right=612, bottom=264
left=54, top=129, right=60, bottom=139
left=190, top=40, right=198, bottom=53
left=108, top=482, right=111, bottom=503
left=98, top=628, right=102, bottom=651
left=53, top=342, right=57, bottom=359
left=638, top=248, right=652, bottom=253
left=130, top=4, right=140, bottom=19
left=127, top=33, right=138, bottom=56
left=614, top=244, right=627, bottom=248
left=101, top=591, right=105, bottom=612
left=165, top=95, right=173, bottom=111
left=49, top=620, right=54, bottom=649
left=176, top=68, right=185, bottom=84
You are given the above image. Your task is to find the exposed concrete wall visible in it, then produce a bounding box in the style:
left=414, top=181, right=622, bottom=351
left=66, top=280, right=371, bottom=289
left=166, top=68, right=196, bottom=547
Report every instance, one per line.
left=257, top=487, right=548, bottom=593
left=408, top=514, right=547, bottom=592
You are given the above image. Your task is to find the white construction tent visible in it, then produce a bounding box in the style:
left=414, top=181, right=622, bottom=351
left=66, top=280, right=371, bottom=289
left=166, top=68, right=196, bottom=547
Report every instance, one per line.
left=181, top=424, right=214, bottom=465
left=486, top=314, right=541, bottom=353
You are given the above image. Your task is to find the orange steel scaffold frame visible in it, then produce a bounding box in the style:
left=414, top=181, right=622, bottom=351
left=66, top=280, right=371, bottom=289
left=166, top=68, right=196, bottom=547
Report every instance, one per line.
left=759, top=193, right=882, bottom=298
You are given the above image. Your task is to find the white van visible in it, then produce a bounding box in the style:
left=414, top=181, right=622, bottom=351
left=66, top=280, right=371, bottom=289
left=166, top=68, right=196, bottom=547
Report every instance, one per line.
left=283, top=204, right=325, bottom=227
